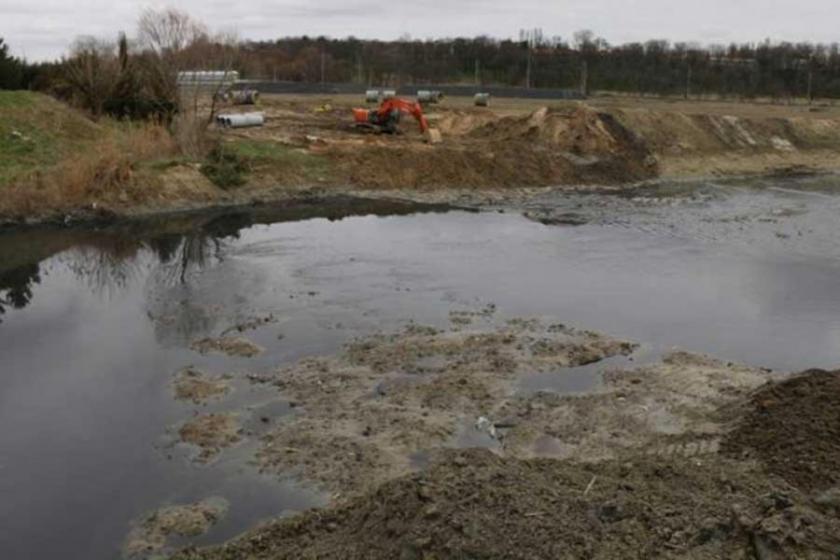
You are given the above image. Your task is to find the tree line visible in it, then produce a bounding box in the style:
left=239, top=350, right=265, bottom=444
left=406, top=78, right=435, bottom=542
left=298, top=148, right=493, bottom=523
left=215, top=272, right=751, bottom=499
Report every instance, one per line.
left=239, top=31, right=840, bottom=101
left=4, top=26, right=840, bottom=102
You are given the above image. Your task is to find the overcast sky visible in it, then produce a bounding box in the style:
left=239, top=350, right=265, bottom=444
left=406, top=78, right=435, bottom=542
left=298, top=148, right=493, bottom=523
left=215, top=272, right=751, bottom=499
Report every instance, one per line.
left=2, top=0, right=839, bottom=61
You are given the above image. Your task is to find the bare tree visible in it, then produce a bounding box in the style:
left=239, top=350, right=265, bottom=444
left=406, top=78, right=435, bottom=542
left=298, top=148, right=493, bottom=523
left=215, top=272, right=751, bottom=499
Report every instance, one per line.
left=62, top=37, right=119, bottom=117
left=136, top=8, right=238, bottom=156
left=136, top=8, right=208, bottom=106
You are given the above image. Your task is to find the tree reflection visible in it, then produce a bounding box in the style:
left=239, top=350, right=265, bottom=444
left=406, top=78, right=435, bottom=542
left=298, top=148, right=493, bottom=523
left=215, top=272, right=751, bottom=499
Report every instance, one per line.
left=0, top=264, right=42, bottom=323
left=0, top=198, right=447, bottom=323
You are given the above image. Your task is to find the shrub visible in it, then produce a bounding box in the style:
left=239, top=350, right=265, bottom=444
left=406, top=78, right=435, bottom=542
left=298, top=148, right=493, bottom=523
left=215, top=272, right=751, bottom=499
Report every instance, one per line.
left=200, top=143, right=249, bottom=189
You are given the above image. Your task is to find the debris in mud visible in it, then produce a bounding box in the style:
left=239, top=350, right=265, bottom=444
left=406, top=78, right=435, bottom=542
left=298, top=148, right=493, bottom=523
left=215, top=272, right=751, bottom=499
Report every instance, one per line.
left=722, top=368, right=840, bottom=493
left=448, top=304, right=496, bottom=327
left=172, top=367, right=230, bottom=405
left=220, top=314, right=277, bottom=336
left=171, top=449, right=840, bottom=560
left=125, top=498, right=228, bottom=558
left=178, top=413, right=241, bottom=461
left=190, top=336, right=264, bottom=358
left=253, top=318, right=636, bottom=494
left=497, top=350, right=769, bottom=461
left=523, top=208, right=590, bottom=226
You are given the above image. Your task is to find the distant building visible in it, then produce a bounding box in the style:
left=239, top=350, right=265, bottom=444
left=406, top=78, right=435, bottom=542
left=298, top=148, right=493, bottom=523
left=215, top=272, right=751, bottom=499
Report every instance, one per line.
left=177, top=71, right=240, bottom=90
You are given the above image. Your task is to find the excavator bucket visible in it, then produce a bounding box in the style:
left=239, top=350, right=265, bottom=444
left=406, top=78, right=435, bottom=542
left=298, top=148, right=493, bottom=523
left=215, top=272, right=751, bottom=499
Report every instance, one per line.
left=425, top=128, right=443, bottom=144
left=352, top=108, right=370, bottom=124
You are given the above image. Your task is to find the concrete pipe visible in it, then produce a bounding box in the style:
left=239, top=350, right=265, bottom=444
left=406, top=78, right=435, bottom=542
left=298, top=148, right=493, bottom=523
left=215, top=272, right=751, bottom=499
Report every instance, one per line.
left=365, top=90, right=381, bottom=103
left=231, top=90, right=260, bottom=105
left=381, top=89, right=397, bottom=101
left=474, top=93, right=491, bottom=107
left=217, top=112, right=265, bottom=128
left=417, top=90, right=443, bottom=104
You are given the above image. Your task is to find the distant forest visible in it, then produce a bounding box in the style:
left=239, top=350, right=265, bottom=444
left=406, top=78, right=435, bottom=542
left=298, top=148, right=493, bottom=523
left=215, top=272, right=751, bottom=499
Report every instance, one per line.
left=5, top=28, right=840, bottom=101
left=238, top=31, right=840, bottom=101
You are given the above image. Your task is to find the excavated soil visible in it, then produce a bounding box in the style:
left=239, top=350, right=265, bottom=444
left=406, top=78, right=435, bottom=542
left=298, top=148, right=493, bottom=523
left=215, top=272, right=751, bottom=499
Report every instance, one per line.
left=722, top=369, right=840, bottom=493
left=223, top=94, right=840, bottom=195
left=172, top=449, right=840, bottom=560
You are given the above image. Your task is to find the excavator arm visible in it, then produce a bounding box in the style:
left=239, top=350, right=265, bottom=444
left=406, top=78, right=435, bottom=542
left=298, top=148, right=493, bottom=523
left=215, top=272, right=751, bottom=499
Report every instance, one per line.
left=375, top=98, right=430, bottom=133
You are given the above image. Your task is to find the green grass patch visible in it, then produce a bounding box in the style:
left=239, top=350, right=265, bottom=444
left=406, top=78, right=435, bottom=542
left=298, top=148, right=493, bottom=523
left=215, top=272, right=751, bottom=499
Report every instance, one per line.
left=228, top=139, right=334, bottom=183
left=0, top=91, right=100, bottom=187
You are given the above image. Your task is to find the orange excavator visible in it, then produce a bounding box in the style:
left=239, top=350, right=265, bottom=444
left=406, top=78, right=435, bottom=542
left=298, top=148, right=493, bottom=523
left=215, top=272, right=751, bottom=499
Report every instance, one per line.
left=352, top=98, right=441, bottom=142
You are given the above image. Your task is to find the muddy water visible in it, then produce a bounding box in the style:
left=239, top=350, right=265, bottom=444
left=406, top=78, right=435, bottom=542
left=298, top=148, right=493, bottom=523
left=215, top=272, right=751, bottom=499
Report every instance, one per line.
left=2, top=178, right=840, bottom=559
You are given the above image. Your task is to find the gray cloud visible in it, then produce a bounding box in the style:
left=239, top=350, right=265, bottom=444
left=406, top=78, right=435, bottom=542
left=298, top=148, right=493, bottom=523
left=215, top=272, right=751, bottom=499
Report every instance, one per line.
left=2, top=0, right=839, bottom=61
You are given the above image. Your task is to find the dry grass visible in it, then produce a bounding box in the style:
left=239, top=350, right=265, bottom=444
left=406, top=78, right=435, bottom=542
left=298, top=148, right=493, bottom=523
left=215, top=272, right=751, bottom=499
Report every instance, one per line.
left=0, top=122, right=177, bottom=219
left=172, top=110, right=215, bottom=160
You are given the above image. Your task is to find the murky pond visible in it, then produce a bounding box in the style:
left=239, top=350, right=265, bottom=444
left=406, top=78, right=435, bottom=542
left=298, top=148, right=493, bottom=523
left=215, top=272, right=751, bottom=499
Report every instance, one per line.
left=2, top=178, right=840, bottom=559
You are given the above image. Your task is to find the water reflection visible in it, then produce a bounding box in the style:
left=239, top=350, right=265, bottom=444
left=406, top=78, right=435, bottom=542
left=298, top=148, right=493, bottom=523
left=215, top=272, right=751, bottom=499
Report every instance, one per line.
left=0, top=198, right=452, bottom=323
left=0, top=263, right=41, bottom=321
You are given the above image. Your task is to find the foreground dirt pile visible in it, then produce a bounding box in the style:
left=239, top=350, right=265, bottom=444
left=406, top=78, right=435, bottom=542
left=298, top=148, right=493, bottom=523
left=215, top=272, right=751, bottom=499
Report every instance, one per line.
left=722, top=369, right=840, bottom=493
left=172, top=449, right=840, bottom=560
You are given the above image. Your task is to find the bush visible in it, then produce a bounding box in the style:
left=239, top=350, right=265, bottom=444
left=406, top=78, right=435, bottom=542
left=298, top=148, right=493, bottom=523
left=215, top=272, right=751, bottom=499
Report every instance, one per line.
left=200, top=143, right=249, bottom=189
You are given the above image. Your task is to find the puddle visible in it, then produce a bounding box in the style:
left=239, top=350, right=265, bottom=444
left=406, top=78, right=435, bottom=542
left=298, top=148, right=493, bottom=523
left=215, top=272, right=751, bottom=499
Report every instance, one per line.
left=519, top=345, right=659, bottom=395
left=3, top=181, right=840, bottom=559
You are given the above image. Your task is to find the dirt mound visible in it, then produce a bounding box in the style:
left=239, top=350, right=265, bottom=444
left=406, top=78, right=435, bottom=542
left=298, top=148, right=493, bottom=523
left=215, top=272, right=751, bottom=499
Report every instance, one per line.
left=722, top=369, right=840, bottom=493
left=172, top=449, right=840, bottom=560
left=330, top=104, right=658, bottom=190
left=468, top=105, right=657, bottom=180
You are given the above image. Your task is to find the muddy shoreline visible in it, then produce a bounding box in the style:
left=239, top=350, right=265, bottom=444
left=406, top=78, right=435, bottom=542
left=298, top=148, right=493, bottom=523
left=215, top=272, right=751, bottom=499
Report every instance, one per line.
left=157, top=313, right=840, bottom=559
left=2, top=164, right=837, bottom=233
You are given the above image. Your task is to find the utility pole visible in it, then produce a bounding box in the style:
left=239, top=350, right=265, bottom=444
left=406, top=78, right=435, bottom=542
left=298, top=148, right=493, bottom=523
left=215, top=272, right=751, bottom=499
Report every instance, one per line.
left=475, top=59, right=481, bottom=86
left=807, top=58, right=814, bottom=105
left=320, top=51, right=326, bottom=83
left=580, top=60, right=588, bottom=97
left=685, top=64, right=692, bottom=100
left=521, top=28, right=542, bottom=90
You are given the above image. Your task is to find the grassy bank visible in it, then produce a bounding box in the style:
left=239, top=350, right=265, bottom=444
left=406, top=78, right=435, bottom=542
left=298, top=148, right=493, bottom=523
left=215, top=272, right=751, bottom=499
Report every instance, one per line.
left=0, top=91, right=181, bottom=221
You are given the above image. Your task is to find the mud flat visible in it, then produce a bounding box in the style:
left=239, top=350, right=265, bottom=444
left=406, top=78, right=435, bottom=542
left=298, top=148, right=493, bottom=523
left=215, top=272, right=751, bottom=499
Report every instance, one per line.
left=190, top=336, right=264, bottom=358
left=178, top=413, right=242, bottom=462
left=172, top=367, right=231, bottom=405
left=165, top=315, right=840, bottom=559
left=125, top=498, right=228, bottom=558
